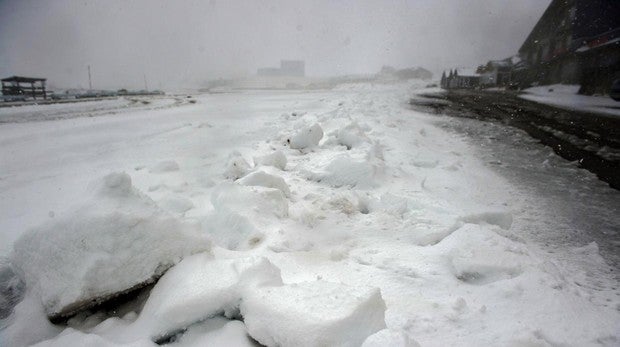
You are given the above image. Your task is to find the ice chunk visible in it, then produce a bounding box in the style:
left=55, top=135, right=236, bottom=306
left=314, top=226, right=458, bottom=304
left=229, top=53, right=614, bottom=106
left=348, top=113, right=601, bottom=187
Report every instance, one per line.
left=362, top=329, right=420, bottom=347
left=237, top=171, right=291, bottom=197
left=149, top=160, right=180, bottom=173
left=134, top=255, right=282, bottom=341
left=11, top=172, right=211, bottom=320
left=288, top=123, right=323, bottom=149
left=223, top=152, right=251, bottom=180
left=253, top=151, right=287, bottom=170
left=241, top=281, right=386, bottom=347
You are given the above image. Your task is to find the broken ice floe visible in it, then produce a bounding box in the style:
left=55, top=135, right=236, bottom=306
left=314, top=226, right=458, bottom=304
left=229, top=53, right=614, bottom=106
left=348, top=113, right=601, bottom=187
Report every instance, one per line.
left=134, top=255, right=282, bottom=341
left=11, top=172, right=210, bottom=321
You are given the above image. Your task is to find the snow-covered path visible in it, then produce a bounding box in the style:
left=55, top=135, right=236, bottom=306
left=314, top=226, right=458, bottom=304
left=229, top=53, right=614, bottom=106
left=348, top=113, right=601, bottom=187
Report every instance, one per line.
left=1, top=83, right=619, bottom=346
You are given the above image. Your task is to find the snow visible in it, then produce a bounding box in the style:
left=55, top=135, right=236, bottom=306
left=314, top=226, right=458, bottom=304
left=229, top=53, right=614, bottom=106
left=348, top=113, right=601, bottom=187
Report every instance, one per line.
left=305, top=155, right=379, bottom=189
left=520, top=84, right=620, bottom=116
left=167, top=318, right=254, bottom=347
left=10, top=172, right=210, bottom=319
left=288, top=123, right=324, bottom=149
left=362, top=329, right=420, bottom=347
left=241, top=281, right=386, bottom=347
left=1, top=83, right=619, bottom=346
left=149, top=160, right=180, bottom=173
left=223, top=151, right=252, bottom=180
left=237, top=170, right=291, bottom=196
left=253, top=150, right=287, bottom=170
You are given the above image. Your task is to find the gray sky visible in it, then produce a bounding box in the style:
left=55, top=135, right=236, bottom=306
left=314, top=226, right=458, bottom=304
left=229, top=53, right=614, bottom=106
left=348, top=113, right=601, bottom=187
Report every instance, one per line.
left=0, top=0, right=551, bottom=89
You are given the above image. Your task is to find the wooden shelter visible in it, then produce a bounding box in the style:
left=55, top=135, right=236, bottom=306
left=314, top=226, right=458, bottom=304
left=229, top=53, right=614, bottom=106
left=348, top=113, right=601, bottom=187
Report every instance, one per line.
left=1, top=76, right=47, bottom=99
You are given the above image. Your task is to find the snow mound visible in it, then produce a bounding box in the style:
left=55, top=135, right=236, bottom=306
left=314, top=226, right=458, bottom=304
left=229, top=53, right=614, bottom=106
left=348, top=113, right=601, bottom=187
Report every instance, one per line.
left=135, top=254, right=282, bottom=341
left=241, top=281, right=386, bottom=347
left=223, top=152, right=251, bottom=180
left=149, top=160, right=180, bottom=173
left=253, top=151, right=287, bottom=170
left=237, top=171, right=291, bottom=197
left=11, top=172, right=211, bottom=320
left=335, top=122, right=370, bottom=149
left=362, top=329, right=420, bottom=347
left=309, top=155, right=377, bottom=188
left=288, top=123, right=323, bottom=149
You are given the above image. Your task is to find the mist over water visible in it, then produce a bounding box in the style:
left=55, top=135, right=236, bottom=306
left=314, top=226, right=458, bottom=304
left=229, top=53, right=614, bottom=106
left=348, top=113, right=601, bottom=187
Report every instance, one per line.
left=0, top=0, right=551, bottom=89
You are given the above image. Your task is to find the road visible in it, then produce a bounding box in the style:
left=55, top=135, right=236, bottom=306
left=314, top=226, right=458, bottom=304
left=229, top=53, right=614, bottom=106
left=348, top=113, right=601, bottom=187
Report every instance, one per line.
left=411, top=88, right=620, bottom=279
left=410, top=89, right=620, bottom=189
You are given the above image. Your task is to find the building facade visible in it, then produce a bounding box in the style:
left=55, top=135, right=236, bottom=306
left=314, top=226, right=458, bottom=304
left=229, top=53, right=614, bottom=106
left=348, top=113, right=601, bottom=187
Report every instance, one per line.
left=517, top=0, right=620, bottom=94
left=441, top=69, right=480, bottom=89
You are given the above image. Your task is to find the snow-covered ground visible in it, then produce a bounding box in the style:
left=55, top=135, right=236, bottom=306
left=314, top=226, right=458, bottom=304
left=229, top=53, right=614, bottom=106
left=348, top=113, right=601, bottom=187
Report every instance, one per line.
left=520, top=84, right=620, bottom=117
left=1, top=82, right=619, bottom=346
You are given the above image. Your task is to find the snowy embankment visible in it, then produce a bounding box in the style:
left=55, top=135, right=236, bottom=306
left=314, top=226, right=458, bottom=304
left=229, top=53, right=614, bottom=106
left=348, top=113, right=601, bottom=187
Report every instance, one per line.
left=0, top=84, right=619, bottom=346
left=519, top=84, right=620, bottom=117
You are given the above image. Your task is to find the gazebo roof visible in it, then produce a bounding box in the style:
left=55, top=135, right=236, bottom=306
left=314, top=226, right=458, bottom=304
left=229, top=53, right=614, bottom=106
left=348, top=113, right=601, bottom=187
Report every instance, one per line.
left=1, top=76, right=47, bottom=83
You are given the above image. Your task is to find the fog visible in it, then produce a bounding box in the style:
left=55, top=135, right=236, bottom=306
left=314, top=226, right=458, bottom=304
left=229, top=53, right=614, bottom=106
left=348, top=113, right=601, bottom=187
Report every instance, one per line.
left=0, top=0, right=551, bottom=90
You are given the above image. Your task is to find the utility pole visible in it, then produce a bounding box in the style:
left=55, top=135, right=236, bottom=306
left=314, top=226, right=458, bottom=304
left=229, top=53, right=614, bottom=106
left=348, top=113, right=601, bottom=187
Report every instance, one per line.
left=88, top=65, right=92, bottom=90
left=143, top=73, right=148, bottom=92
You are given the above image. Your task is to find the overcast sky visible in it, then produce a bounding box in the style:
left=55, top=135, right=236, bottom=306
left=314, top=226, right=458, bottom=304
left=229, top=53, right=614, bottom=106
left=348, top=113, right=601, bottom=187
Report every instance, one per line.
left=0, top=0, right=551, bottom=89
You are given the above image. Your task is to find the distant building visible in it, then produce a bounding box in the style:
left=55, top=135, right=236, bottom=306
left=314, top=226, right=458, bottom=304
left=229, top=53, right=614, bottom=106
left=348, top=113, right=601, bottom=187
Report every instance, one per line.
left=441, top=68, right=480, bottom=89
left=280, top=60, right=305, bottom=77
left=1, top=76, right=47, bottom=99
left=477, top=58, right=515, bottom=87
left=258, top=60, right=305, bottom=77
left=257, top=67, right=282, bottom=76
left=516, top=0, right=620, bottom=94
